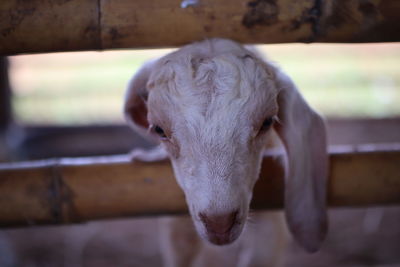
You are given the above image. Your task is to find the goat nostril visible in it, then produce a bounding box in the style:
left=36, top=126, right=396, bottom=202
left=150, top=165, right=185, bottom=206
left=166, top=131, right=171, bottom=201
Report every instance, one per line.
left=199, top=210, right=239, bottom=234
left=199, top=212, right=206, bottom=223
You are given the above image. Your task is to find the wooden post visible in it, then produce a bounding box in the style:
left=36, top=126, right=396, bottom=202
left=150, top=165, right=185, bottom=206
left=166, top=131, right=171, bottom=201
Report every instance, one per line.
left=0, top=145, right=399, bottom=227
left=1, top=0, right=399, bottom=55
left=0, top=57, right=12, bottom=162
left=0, top=57, right=11, bottom=131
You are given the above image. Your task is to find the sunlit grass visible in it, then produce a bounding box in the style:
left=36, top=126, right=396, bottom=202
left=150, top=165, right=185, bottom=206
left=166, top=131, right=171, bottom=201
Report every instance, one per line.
left=9, top=43, right=400, bottom=124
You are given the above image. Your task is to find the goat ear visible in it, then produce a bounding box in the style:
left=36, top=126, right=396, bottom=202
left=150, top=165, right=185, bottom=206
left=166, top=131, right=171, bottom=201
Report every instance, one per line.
left=273, top=70, right=328, bottom=253
left=124, top=61, right=154, bottom=138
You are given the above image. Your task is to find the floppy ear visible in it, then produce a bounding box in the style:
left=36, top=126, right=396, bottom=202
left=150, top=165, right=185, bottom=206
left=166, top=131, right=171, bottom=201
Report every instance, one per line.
left=124, top=60, right=155, bottom=139
left=273, top=70, right=328, bottom=252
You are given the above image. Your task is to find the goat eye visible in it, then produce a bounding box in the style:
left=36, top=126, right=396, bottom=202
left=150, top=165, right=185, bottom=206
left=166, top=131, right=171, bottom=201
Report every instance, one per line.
left=152, top=125, right=167, bottom=139
left=260, top=117, right=274, bottom=132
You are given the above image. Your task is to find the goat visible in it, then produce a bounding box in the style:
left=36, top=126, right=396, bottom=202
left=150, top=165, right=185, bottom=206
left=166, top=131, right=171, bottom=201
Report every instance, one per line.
left=124, top=39, right=328, bottom=259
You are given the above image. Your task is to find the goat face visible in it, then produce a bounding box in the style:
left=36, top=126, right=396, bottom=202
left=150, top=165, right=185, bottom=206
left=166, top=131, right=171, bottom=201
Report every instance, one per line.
left=125, top=39, right=328, bottom=251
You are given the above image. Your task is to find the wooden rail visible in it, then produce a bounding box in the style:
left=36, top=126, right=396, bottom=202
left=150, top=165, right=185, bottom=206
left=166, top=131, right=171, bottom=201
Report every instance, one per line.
left=1, top=0, right=399, bottom=55
left=0, top=144, right=399, bottom=227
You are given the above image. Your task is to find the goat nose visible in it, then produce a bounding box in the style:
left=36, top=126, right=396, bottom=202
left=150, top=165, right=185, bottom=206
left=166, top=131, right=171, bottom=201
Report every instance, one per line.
left=199, top=210, right=238, bottom=234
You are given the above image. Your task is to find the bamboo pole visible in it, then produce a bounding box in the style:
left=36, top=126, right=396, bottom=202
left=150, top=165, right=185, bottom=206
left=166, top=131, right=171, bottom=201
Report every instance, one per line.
left=1, top=0, right=399, bottom=55
left=0, top=145, right=399, bottom=227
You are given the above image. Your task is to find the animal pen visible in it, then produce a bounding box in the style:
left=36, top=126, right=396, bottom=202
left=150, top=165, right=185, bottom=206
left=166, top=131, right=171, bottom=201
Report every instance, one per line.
left=0, top=0, right=399, bottom=265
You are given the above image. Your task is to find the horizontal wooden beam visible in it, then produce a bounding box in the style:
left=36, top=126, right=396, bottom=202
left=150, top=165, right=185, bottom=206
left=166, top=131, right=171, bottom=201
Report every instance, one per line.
left=1, top=0, right=399, bottom=55
left=0, top=145, right=399, bottom=227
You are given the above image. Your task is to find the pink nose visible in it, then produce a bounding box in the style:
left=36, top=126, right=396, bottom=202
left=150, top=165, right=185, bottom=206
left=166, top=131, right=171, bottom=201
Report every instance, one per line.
left=199, top=210, right=238, bottom=244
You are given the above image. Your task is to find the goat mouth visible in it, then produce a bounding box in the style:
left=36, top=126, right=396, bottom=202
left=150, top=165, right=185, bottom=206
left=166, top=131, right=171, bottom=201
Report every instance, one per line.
left=207, top=232, right=234, bottom=245
left=205, top=223, right=241, bottom=246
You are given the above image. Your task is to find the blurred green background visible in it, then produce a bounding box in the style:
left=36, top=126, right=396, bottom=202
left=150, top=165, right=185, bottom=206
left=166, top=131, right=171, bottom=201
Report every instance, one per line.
left=9, top=43, right=400, bottom=125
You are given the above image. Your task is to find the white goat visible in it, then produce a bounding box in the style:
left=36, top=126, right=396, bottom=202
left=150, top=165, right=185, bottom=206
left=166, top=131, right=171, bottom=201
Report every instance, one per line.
left=124, top=39, right=328, bottom=260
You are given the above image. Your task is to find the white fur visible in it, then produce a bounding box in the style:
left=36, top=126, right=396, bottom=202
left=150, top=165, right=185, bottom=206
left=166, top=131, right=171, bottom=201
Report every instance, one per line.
left=124, top=38, right=328, bottom=254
